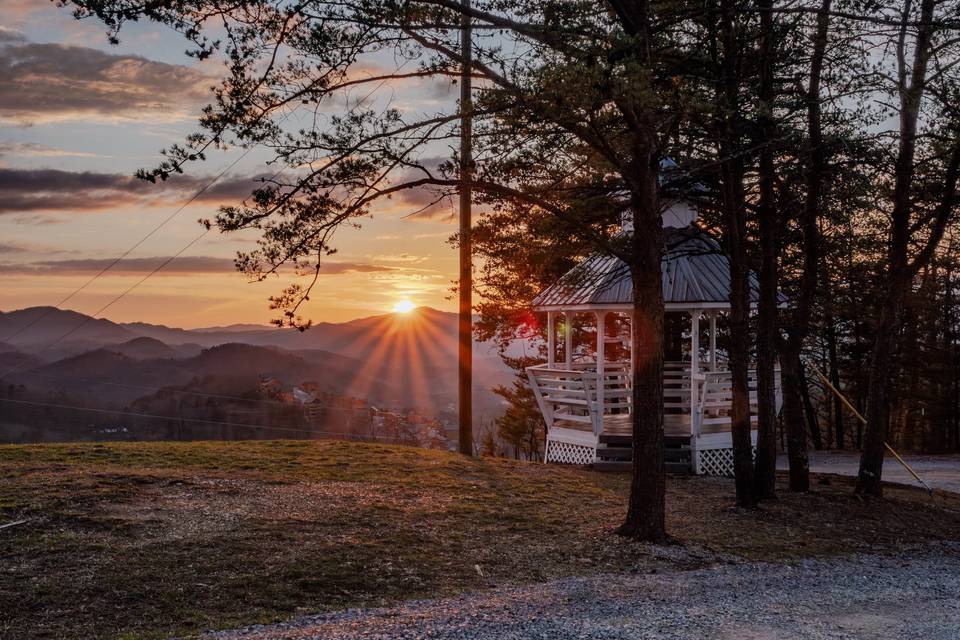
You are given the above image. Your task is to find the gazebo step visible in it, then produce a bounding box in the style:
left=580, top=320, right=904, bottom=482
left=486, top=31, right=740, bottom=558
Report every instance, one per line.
left=599, top=433, right=690, bottom=447
left=592, top=460, right=692, bottom=474
left=596, top=444, right=631, bottom=460
left=596, top=444, right=690, bottom=463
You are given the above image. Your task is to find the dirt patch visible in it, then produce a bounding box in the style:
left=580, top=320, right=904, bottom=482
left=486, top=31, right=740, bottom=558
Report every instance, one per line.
left=1, top=440, right=959, bottom=640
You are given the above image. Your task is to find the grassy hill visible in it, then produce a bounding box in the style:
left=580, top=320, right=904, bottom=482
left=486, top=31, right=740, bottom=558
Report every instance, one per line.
left=2, top=441, right=959, bottom=639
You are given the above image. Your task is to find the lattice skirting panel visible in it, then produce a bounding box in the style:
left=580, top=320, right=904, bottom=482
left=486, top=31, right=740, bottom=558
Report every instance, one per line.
left=545, top=439, right=597, bottom=465
left=695, top=447, right=756, bottom=477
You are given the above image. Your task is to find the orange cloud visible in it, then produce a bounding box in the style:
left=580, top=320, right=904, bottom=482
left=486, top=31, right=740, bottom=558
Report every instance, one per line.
left=0, top=30, right=211, bottom=124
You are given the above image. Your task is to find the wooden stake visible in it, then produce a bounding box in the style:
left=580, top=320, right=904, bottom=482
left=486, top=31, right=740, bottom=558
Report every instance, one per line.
left=809, top=364, right=933, bottom=494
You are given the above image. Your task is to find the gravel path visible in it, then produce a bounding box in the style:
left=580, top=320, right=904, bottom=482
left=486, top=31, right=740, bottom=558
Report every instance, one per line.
left=207, top=543, right=960, bottom=639
left=777, top=452, right=960, bottom=493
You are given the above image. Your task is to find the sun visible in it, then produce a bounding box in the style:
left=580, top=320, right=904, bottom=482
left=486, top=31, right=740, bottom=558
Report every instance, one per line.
left=392, top=299, right=416, bottom=314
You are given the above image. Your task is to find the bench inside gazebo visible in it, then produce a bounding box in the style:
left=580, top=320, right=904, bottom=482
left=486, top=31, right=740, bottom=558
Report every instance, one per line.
left=526, top=208, right=782, bottom=476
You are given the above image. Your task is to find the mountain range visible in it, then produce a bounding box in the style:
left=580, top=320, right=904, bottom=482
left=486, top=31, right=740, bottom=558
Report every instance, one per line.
left=0, top=306, right=514, bottom=442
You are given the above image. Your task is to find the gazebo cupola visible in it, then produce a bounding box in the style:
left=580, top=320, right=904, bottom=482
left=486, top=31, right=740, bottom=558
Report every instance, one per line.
left=526, top=181, right=783, bottom=475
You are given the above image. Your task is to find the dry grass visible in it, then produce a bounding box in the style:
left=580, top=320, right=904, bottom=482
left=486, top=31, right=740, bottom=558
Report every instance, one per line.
left=1, top=440, right=959, bottom=640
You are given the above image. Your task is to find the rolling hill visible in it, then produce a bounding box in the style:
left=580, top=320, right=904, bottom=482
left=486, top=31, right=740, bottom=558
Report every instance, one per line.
left=0, top=307, right=137, bottom=349
left=0, top=305, right=514, bottom=442
left=107, top=336, right=180, bottom=360
left=12, top=343, right=408, bottom=407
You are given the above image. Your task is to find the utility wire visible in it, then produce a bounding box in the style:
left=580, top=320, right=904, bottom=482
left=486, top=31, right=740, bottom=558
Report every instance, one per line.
left=1, top=146, right=261, bottom=345
left=1, top=156, right=294, bottom=380
left=1, top=230, right=210, bottom=379
left=2, top=71, right=409, bottom=380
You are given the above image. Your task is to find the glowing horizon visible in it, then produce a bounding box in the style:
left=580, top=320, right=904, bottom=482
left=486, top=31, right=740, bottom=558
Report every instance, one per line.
left=0, top=4, right=459, bottom=328
left=392, top=300, right=417, bottom=314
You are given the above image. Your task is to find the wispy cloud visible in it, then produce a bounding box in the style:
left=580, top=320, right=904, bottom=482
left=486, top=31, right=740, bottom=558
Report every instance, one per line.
left=0, top=256, right=397, bottom=276
left=0, top=241, right=29, bottom=254
left=0, top=30, right=211, bottom=124
left=0, top=167, right=266, bottom=214
left=0, top=255, right=236, bottom=275
left=371, top=253, right=430, bottom=263
left=315, top=261, right=396, bottom=274
left=0, top=141, right=99, bottom=158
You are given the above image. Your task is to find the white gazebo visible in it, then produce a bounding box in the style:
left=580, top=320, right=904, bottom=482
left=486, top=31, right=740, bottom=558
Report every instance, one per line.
left=526, top=200, right=782, bottom=476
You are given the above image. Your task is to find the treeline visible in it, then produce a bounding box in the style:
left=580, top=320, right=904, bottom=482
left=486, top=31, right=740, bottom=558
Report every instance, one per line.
left=808, top=258, right=960, bottom=453
left=0, top=380, right=446, bottom=448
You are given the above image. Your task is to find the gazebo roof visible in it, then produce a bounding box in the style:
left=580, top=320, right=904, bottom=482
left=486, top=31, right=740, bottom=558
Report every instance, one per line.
left=532, top=226, right=785, bottom=310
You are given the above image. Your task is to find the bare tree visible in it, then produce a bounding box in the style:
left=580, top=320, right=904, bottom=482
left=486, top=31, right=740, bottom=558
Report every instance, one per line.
left=856, top=0, right=960, bottom=495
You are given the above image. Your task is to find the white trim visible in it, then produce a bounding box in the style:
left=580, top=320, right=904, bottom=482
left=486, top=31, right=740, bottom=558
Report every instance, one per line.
left=595, top=310, right=607, bottom=436
left=694, top=430, right=758, bottom=450
left=708, top=312, right=718, bottom=371
left=547, top=426, right=599, bottom=448
left=547, top=311, right=556, bottom=367
left=534, top=302, right=738, bottom=313
left=690, top=311, right=701, bottom=439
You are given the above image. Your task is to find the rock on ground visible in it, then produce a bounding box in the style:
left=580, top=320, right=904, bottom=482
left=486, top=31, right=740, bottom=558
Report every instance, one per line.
left=205, top=543, right=960, bottom=640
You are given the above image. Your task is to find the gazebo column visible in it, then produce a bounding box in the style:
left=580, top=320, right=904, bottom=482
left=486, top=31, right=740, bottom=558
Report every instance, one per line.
left=708, top=312, right=718, bottom=371
left=690, top=311, right=702, bottom=437
left=546, top=311, right=556, bottom=367
left=595, top=310, right=607, bottom=435
left=564, top=311, right=574, bottom=369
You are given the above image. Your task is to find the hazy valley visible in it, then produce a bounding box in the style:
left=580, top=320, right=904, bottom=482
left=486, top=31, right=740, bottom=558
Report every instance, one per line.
left=0, top=306, right=513, bottom=447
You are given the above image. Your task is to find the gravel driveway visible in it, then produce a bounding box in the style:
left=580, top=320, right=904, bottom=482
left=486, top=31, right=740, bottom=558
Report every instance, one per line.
left=207, top=543, right=960, bottom=640
left=778, top=451, right=960, bottom=493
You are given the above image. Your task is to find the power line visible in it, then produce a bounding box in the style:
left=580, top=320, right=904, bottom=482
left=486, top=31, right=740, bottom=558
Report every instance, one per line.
left=2, top=70, right=412, bottom=378
left=1, top=146, right=262, bottom=345
left=3, top=64, right=415, bottom=355
left=1, top=229, right=210, bottom=379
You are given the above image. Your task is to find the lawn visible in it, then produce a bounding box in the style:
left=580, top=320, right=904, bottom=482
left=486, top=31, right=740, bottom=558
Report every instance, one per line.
left=2, top=440, right=959, bottom=639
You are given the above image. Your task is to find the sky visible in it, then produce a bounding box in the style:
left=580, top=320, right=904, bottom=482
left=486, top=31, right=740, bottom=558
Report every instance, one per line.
left=0, top=0, right=463, bottom=327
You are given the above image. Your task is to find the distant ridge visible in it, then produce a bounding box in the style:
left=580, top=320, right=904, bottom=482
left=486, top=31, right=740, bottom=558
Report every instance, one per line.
left=0, top=307, right=136, bottom=349
left=0, top=305, right=512, bottom=422
left=108, top=336, right=180, bottom=360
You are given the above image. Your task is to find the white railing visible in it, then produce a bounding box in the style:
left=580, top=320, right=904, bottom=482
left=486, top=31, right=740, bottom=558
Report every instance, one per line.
left=526, top=361, right=629, bottom=435
left=528, top=360, right=781, bottom=438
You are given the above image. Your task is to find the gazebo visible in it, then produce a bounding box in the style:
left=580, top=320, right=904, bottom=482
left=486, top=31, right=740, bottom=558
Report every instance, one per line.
left=526, top=199, right=782, bottom=476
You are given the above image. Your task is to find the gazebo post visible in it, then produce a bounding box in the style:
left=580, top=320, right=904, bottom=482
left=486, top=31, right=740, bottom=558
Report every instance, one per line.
left=546, top=311, right=556, bottom=367
left=709, top=312, right=718, bottom=371
left=564, top=311, right=574, bottom=369
left=690, top=311, right=701, bottom=436
left=595, top=310, right=607, bottom=435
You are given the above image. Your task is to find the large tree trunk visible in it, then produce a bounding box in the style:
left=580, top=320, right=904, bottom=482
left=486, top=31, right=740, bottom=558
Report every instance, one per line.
left=856, top=0, right=937, bottom=496
left=618, top=159, right=667, bottom=542
left=727, top=247, right=756, bottom=507
left=752, top=0, right=780, bottom=502
left=856, top=288, right=904, bottom=495
left=779, top=0, right=830, bottom=491
left=780, top=341, right=810, bottom=491
left=948, top=268, right=960, bottom=451
left=717, top=0, right=755, bottom=507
